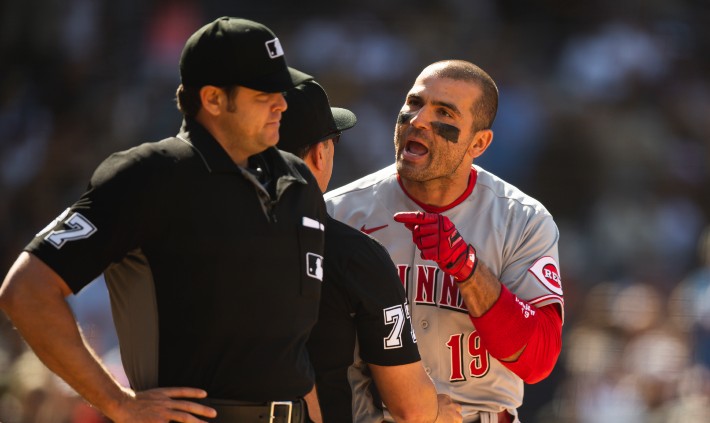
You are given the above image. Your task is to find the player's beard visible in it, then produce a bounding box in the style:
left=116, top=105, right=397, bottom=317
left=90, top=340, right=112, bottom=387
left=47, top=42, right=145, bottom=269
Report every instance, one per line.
left=394, top=124, right=470, bottom=183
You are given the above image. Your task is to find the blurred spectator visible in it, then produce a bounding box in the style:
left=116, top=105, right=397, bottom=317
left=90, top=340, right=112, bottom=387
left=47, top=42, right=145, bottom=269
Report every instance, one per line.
left=673, top=227, right=710, bottom=369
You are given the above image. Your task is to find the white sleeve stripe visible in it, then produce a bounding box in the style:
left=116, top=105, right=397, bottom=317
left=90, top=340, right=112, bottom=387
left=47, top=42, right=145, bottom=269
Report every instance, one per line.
left=528, top=295, right=565, bottom=323
left=302, top=216, right=324, bottom=231
left=528, top=295, right=564, bottom=306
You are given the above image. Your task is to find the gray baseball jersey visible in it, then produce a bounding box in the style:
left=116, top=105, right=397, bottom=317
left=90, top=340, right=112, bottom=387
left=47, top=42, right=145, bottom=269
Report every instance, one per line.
left=325, top=164, right=563, bottom=422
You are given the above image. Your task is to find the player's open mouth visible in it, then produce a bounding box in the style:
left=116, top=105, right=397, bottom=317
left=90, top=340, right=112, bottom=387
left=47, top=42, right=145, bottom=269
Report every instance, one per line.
left=405, top=140, right=429, bottom=157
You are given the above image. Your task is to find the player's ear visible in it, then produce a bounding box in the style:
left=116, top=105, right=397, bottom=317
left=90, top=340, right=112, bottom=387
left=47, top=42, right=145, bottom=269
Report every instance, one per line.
left=468, top=129, right=493, bottom=159
left=199, top=85, right=224, bottom=116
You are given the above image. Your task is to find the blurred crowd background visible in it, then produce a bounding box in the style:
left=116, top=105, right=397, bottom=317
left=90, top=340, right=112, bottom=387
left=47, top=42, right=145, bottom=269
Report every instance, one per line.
left=1, top=0, right=710, bottom=422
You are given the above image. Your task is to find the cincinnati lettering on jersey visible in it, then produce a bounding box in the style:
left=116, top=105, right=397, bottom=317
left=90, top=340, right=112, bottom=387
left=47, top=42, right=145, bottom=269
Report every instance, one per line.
left=397, top=264, right=467, bottom=313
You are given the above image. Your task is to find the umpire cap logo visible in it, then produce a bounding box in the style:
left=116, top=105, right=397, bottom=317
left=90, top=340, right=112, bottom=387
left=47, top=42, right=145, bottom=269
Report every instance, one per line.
left=265, top=38, right=284, bottom=59
left=306, top=252, right=324, bottom=281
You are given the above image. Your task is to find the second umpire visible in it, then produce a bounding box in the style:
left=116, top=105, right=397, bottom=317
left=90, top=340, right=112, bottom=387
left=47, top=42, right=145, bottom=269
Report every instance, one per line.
left=278, top=80, right=462, bottom=423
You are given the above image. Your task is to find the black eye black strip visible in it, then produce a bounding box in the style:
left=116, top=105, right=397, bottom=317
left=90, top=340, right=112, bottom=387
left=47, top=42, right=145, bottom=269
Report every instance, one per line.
left=398, top=112, right=460, bottom=144
left=431, top=122, right=460, bottom=144
left=397, top=111, right=414, bottom=124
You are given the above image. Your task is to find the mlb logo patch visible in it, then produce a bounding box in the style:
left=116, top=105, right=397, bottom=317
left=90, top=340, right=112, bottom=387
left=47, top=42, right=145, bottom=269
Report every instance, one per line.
left=306, top=252, right=323, bottom=281
left=265, top=38, right=284, bottom=58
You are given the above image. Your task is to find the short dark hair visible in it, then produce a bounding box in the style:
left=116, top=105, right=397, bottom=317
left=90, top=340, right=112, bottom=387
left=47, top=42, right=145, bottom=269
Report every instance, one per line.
left=290, top=144, right=311, bottom=160
left=291, top=140, right=332, bottom=161
left=175, top=84, right=201, bottom=118
left=175, top=84, right=240, bottom=117
left=427, top=60, right=499, bottom=131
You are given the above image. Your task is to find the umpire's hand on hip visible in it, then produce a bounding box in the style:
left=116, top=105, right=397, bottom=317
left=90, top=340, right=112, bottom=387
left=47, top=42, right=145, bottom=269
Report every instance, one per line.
left=436, top=394, right=463, bottom=422
left=108, top=386, right=217, bottom=423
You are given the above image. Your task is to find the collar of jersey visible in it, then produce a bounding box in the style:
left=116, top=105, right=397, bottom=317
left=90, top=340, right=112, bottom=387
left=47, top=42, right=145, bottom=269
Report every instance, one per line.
left=177, top=118, right=242, bottom=173
left=396, top=167, right=477, bottom=213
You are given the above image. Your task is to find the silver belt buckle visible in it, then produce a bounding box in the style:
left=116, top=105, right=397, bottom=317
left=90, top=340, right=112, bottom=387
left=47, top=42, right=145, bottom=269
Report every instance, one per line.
left=270, top=401, right=293, bottom=423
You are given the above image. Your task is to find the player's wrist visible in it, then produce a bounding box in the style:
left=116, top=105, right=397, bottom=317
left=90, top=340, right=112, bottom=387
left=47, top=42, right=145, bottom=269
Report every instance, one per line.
left=453, top=244, right=478, bottom=282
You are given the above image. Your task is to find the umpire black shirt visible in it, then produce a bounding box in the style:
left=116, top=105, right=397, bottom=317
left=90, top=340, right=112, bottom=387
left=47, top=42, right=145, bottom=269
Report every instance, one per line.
left=26, top=118, right=327, bottom=401
left=306, top=217, right=420, bottom=422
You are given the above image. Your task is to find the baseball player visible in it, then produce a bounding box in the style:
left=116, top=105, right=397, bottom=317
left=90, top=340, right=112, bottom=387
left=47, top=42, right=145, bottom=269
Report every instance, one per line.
left=278, top=80, right=461, bottom=423
left=325, top=60, right=564, bottom=423
left=0, top=17, right=325, bottom=423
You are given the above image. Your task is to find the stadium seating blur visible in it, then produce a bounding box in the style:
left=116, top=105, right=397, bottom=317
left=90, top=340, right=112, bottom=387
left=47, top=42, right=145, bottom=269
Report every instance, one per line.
left=1, top=1, right=709, bottom=421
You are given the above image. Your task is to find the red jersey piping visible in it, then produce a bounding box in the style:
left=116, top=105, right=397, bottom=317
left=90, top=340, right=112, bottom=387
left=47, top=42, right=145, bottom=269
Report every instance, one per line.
left=396, top=167, right=478, bottom=213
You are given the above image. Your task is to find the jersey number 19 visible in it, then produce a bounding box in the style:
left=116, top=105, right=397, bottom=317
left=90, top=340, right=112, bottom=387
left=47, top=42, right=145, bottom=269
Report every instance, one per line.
left=446, top=331, right=490, bottom=381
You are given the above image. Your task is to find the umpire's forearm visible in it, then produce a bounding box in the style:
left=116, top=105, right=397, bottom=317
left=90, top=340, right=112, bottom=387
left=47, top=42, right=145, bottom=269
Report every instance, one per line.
left=370, top=361, right=439, bottom=423
left=0, top=252, right=131, bottom=419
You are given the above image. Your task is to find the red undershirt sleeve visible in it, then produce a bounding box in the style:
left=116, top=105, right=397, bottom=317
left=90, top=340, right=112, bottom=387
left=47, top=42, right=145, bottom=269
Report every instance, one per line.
left=468, top=284, right=562, bottom=384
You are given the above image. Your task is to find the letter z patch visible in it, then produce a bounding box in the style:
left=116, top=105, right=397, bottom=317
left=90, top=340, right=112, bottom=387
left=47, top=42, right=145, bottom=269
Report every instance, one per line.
left=43, top=211, right=97, bottom=249
left=528, top=256, right=563, bottom=295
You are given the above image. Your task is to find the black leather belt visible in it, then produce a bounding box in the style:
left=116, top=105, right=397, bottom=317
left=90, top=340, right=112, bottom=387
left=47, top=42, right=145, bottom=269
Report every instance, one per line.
left=202, top=398, right=305, bottom=423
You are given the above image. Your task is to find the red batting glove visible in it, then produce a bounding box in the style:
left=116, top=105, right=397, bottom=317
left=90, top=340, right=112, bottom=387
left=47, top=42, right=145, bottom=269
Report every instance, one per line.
left=393, top=211, right=478, bottom=282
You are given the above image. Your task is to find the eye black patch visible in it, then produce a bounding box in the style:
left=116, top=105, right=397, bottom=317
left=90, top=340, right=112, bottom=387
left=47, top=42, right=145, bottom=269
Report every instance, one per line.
left=397, top=111, right=414, bottom=124
left=431, top=122, right=460, bottom=144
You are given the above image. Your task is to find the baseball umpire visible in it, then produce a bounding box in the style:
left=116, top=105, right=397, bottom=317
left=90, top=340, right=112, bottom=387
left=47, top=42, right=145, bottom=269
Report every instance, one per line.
left=0, top=17, right=325, bottom=423
left=278, top=80, right=462, bottom=423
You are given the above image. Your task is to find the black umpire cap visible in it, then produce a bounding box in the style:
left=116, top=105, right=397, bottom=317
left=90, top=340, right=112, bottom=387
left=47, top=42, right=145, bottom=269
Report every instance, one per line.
left=180, top=16, right=312, bottom=92
left=279, top=80, right=357, bottom=154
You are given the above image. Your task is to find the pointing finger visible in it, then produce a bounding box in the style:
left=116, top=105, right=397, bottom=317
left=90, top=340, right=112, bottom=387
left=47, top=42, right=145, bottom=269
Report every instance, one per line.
left=393, top=211, right=437, bottom=224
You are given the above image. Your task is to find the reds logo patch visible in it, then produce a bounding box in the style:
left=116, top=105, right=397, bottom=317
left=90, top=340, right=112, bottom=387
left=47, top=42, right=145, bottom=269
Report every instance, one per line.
left=528, top=256, right=563, bottom=295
